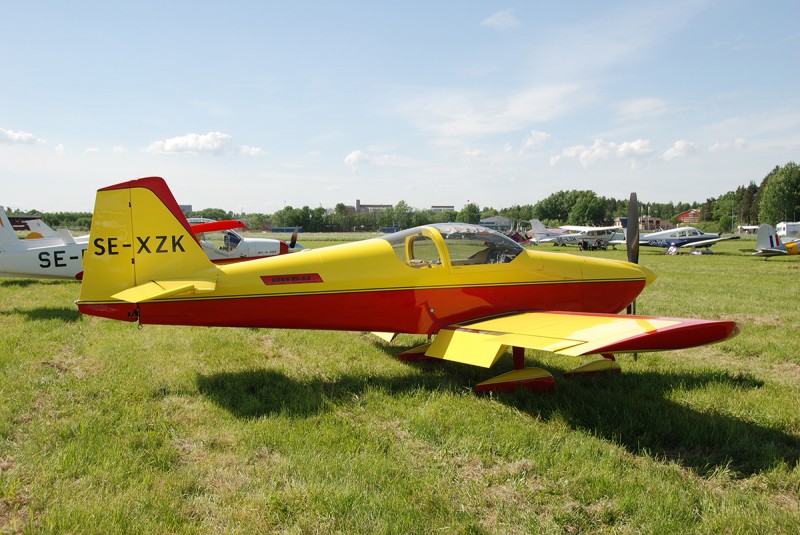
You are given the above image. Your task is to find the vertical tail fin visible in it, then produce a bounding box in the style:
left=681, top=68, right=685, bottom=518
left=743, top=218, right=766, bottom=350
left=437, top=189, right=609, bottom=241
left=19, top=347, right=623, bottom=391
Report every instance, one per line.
left=78, top=177, right=218, bottom=314
left=756, top=224, right=783, bottom=251
left=24, top=219, right=60, bottom=239
left=0, top=206, right=22, bottom=251
left=528, top=219, right=549, bottom=239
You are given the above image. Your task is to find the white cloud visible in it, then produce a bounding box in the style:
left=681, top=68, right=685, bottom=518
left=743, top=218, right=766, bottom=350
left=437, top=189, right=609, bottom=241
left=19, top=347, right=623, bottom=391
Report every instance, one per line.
left=370, top=154, right=402, bottom=166
left=145, top=132, right=263, bottom=156
left=85, top=147, right=100, bottom=154
left=708, top=138, right=747, bottom=153
left=344, top=149, right=420, bottom=170
left=615, top=97, right=672, bottom=121
left=0, top=128, right=43, bottom=144
left=238, top=145, right=264, bottom=156
left=551, top=138, right=654, bottom=168
left=344, top=150, right=369, bottom=170
left=481, top=9, right=521, bottom=31
left=617, top=139, right=654, bottom=158
left=520, top=130, right=551, bottom=152
left=551, top=139, right=615, bottom=167
left=146, top=132, right=233, bottom=155
left=112, top=146, right=128, bottom=154
left=403, top=84, right=584, bottom=137
left=662, top=139, right=697, bottom=161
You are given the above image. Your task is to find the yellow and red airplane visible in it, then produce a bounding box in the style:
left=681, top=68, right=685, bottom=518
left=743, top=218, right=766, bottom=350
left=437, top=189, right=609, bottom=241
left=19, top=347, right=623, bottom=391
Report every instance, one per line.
left=76, top=177, right=740, bottom=392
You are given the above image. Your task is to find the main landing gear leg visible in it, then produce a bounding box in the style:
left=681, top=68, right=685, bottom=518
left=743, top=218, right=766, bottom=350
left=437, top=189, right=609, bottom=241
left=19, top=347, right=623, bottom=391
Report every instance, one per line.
left=474, top=347, right=556, bottom=393
left=564, top=353, right=621, bottom=378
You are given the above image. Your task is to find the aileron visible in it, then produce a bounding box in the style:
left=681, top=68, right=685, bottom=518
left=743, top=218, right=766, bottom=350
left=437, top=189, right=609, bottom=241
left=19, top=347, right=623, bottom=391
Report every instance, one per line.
left=424, top=311, right=738, bottom=364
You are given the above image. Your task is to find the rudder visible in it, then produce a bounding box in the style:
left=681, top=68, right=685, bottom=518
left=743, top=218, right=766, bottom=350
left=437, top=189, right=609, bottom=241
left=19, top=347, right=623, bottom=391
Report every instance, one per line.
left=0, top=206, right=22, bottom=251
left=756, top=224, right=782, bottom=251
left=78, top=177, right=217, bottom=308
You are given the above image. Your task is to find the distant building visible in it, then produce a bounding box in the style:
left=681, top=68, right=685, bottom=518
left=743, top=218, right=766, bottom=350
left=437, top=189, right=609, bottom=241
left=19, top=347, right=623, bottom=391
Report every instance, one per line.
left=614, top=215, right=671, bottom=231
left=640, top=215, right=669, bottom=231
left=480, top=215, right=513, bottom=231
left=355, top=199, right=392, bottom=213
left=431, top=205, right=455, bottom=213
left=677, top=209, right=701, bottom=224
left=179, top=204, right=192, bottom=217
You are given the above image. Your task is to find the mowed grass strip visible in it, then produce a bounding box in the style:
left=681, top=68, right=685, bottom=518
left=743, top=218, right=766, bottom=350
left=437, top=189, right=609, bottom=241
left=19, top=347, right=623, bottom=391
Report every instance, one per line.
left=1, top=238, right=798, bottom=533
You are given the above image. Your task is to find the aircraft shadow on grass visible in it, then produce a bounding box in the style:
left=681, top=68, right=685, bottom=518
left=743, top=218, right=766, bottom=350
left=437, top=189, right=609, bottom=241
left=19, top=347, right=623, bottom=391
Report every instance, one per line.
left=0, top=305, right=82, bottom=322
left=0, top=279, right=80, bottom=288
left=196, top=345, right=799, bottom=478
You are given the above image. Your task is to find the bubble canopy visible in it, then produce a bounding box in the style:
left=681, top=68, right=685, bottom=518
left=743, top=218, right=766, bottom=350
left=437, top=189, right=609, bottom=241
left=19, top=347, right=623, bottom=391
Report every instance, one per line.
left=381, top=223, right=523, bottom=267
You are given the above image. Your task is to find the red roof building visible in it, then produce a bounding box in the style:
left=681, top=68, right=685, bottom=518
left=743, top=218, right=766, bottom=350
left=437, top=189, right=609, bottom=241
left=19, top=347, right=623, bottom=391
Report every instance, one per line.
left=676, top=209, right=701, bottom=224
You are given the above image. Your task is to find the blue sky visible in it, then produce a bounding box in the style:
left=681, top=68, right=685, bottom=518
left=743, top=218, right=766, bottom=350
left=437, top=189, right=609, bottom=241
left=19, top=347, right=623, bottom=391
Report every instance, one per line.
left=2, top=0, right=798, bottom=213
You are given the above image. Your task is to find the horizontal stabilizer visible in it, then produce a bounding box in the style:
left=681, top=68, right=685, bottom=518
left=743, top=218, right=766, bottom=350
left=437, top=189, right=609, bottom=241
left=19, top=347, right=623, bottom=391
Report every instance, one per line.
left=754, top=249, right=788, bottom=256
left=426, top=311, right=740, bottom=368
left=190, top=219, right=247, bottom=233
left=111, top=280, right=216, bottom=303
left=372, top=332, right=398, bottom=343
left=57, top=228, right=76, bottom=245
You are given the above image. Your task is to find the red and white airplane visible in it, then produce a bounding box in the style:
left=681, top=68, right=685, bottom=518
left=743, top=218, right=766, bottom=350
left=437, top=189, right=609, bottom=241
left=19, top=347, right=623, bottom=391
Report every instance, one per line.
left=191, top=219, right=303, bottom=264
left=75, top=178, right=740, bottom=392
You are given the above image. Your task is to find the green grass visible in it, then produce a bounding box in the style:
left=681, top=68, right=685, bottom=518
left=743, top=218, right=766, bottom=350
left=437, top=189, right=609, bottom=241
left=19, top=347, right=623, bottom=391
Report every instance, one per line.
left=1, top=238, right=798, bottom=533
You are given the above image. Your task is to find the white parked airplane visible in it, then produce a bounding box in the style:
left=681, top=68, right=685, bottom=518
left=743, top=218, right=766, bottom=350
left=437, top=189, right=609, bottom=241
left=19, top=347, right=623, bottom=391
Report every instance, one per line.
left=526, top=219, right=566, bottom=244
left=0, top=207, right=89, bottom=279
left=192, top=220, right=303, bottom=264
left=0, top=208, right=303, bottom=280
left=528, top=219, right=619, bottom=248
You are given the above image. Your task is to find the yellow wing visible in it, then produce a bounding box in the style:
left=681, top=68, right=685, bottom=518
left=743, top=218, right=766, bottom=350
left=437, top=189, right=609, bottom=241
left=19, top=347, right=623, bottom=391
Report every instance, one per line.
left=423, top=312, right=739, bottom=368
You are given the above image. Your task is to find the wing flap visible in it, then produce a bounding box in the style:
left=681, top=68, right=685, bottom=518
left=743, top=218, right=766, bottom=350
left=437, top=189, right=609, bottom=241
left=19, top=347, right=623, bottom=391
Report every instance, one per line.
left=112, top=280, right=217, bottom=303
left=426, top=312, right=739, bottom=368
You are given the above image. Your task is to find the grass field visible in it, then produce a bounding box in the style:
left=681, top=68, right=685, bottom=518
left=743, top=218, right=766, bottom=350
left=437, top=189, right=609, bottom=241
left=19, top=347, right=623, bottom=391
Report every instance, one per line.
left=1, top=236, right=798, bottom=533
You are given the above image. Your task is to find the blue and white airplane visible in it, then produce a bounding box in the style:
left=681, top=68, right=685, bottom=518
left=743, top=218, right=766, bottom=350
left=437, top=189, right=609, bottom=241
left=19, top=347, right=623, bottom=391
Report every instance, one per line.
left=638, top=227, right=740, bottom=251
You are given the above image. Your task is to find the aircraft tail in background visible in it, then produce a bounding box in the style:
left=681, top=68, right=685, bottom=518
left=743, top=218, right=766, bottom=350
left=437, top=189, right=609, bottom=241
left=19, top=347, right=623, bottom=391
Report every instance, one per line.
left=756, top=224, right=783, bottom=251
left=23, top=219, right=60, bottom=239
left=528, top=219, right=549, bottom=237
left=751, top=223, right=799, bottom=258
left=0, top=207, right=22, bottom=251
left=528, top=219, right=564, bottom=242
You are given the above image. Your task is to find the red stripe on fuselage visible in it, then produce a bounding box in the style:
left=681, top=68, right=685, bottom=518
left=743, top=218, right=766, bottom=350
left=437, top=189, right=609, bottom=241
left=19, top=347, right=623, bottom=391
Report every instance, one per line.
left=78, top=279, right=644, bottom=334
